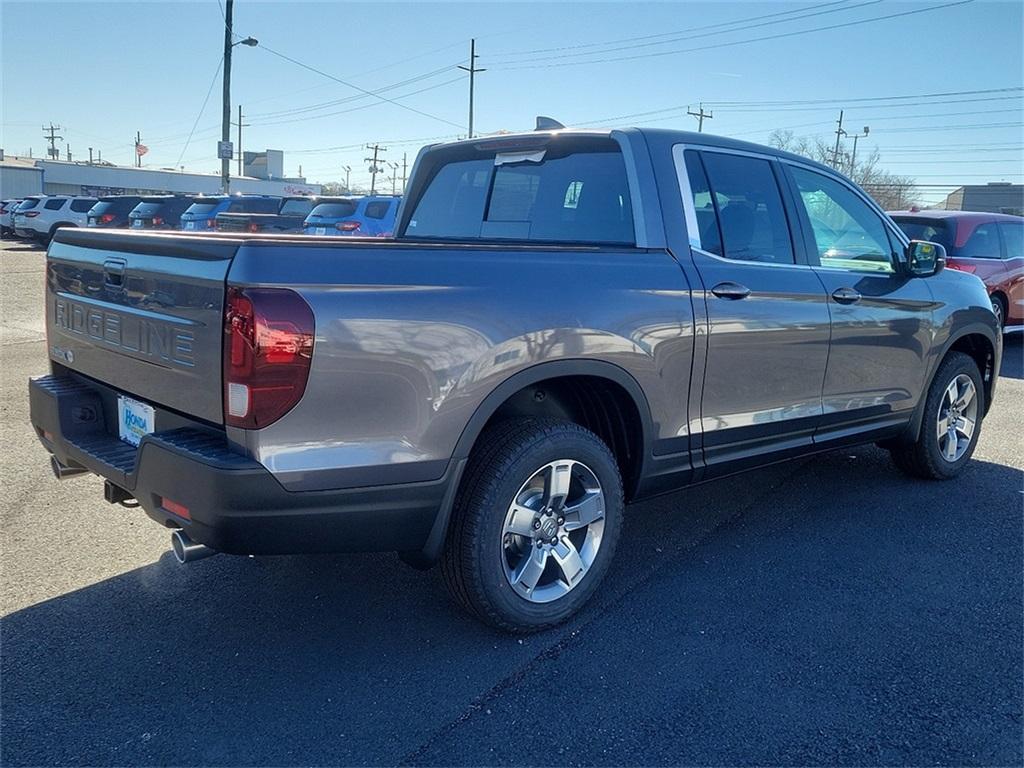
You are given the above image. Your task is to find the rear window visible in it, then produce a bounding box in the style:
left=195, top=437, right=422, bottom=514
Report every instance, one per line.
left=93, top=198, right=142, bottom=214
left=279, top=198, right=315, bottom=216
left=890, top=217, right=954, bottom=252
left=309, top=201, right=358, bottom=218
left=185, top=200, right=222, bottom=215
left=407, top=143, right=635, bottom=244
left=70, top=199, right=96, bottom=213
left=19, top=199, right=41, bottom=210
left=227, top=198, right=279, bottom=214
left=130, top=201, right=167, bottom=216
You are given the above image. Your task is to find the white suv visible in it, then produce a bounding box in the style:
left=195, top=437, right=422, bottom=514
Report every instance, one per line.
left=20, top=196, right=98, bottom=242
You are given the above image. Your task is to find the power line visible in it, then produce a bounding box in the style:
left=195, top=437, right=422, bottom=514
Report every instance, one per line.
left=492, top=0, right=883, bottom=64
left=707, top=86, right=1021, bottom=107
left=489, top=0, right=856, bottom=58
left=175, top=55, right=224, bottom=167
left=255, top=42, right=465, bottom=129
left=493, top=0, right=975, bottom=70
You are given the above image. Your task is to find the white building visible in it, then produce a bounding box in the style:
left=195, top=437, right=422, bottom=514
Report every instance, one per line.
left=0, top=152, right=320, bottom=199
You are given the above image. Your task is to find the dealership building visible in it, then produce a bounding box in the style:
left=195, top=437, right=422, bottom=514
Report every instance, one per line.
left=0, top=149, right=320, bottom=199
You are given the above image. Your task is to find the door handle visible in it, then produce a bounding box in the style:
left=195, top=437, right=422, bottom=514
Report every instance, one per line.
left=711, top=281, right=751, bottom=300
left=831, top=287, right=861, bottom=305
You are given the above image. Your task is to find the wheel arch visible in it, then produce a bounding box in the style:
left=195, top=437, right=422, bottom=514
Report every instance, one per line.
left=404, top=360, right=654, bottom=570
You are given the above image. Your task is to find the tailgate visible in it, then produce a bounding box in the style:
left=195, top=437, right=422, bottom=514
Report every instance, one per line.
left=45, top=229, right=242, bottom=424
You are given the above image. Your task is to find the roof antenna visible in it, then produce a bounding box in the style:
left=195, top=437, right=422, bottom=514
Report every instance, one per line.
left=535, top=116, right=565, bottom=131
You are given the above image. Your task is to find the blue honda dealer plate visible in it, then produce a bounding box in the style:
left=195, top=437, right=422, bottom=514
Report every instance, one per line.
left=118, top=395, right=155, bottom=447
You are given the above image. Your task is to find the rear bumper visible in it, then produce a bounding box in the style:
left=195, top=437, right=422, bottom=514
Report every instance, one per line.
left=29, top=374, right=458, bottom=558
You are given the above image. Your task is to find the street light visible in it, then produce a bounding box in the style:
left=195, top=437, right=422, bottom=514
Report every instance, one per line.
left=850, top=126, right=869, bottom=178
left=221, top=0, right=258, bottom=193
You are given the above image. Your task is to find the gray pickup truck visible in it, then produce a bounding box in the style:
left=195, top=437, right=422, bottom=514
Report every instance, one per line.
left=30, top=125, right=1001, bottom=631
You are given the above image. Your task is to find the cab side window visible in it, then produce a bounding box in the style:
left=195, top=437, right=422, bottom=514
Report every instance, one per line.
left=701, top=152, right=795, bottom=265
left=789, top=166, right=895, bottom=274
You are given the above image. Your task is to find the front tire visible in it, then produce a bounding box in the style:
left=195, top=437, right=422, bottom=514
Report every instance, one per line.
left=890, top=351, right=984, bottom=480
left=441, top=418, right=624, bottom=632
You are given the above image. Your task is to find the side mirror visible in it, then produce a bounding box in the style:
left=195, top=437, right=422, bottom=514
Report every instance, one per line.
left=906, top=240, right=946, bottom=277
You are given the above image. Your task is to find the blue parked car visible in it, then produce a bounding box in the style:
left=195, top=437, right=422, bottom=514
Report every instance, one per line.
left=303, top=196, right=400, bottom=237
left=179, top=195, right=280, bottom=232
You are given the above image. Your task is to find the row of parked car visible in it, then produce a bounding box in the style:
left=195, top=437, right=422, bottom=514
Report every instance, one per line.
left=0, top=193, right=400, bottom=243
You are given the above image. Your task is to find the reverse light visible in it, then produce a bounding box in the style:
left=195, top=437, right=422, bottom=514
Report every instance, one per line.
left=223, top=287, right=315, bottom=429
left=336, top=221, right=361, bottom=232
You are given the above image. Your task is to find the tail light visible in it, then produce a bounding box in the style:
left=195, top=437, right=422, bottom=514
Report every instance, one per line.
left=247, top=222, right=261, bottom=233
left=223, top=287, right=315, bottom=429
left=946, top=260, right=976, bottom=274
left=336, top=221, right=360, bottom=232
left=99, top=213, right=116, bottom=224
left=152, top=216, right=164, bottom=227
left=206, top=219, right=215, bottom=228
left=25, top=211, right=40, bottom=218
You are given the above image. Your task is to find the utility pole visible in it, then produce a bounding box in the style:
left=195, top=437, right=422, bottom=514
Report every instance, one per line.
left=88, top=147, right=93, bottom=165
left=342, top=165, right=351, bottom=191
left=458, top=39, right=486, bottom=139
left=365, top=144, right=386, bottom=195
left=686, top=104, right=713, bottom=133
left=135, top=131, right=142, bottom=167
left=388, top=162, right=400, bottom=195
left=233, top=104, right=250, bottom=177
left=42, top=123, right=63, bottom=160
left=221, top=0, right=234, bottom=193
left=831, top=109, right=846, bottom=170
left=849, top=125, right=869, bottom=178
left=400, top=153, right=408, bottom=194
left=66, top=145, right=72, bottom=162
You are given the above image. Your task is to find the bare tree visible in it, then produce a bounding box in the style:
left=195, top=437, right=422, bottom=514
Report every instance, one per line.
left=768, top=129, right=919, bottom=210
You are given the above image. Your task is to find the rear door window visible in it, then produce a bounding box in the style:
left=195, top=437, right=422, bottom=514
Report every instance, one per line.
left=407, top=144, right=635, bottom=244
left=700, top=152, right=794, bottom=264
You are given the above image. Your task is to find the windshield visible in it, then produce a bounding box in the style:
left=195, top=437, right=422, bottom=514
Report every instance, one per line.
left=309, top=201, right=359, bottom=218
left=890, top=217, right=953, bottom=252
left=280, top=198, right=315, bottom=216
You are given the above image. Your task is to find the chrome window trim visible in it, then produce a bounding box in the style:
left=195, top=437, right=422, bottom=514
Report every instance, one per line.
left=691, top=246, right=813, bottom=271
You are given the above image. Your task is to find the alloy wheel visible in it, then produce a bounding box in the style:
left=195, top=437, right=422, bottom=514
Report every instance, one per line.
left=936, top=373, right=979, bottom=463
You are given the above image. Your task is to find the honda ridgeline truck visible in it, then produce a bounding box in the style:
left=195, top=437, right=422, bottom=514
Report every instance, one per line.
left=30, top=124, right=1001, bottom=631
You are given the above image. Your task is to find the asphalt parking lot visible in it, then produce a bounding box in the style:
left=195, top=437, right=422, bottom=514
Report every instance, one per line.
left=1, top=236, right=1021, bottom=766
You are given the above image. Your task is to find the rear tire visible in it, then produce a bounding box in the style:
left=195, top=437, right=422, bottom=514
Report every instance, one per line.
left=441, top=418, right=624, bottom=633
left=890, top=351, right=984, bottom=480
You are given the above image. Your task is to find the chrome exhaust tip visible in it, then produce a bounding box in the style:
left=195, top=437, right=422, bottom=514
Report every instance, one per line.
left=170, top=529, right=217, bottom=564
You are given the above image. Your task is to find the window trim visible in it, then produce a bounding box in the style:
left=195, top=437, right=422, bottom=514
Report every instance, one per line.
left=672, top=143, right=805, bottom=269
left=779, top=160, right=906, bottom=275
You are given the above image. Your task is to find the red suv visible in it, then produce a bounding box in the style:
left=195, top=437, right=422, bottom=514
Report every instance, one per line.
left=890, top=210, right=1023, bottom=333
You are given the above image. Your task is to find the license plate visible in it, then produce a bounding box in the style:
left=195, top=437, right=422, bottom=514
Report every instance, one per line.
left=315, top=227, right=326, bottom=236
left=132, top=219, right=144, bottom=228
left=185, top=221, right=195, bottom=230
left=88, top=218, right=96, bottom=226
left=118, top=396, right=155, bottom=447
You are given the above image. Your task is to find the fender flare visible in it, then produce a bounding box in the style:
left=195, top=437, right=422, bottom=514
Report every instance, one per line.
left=903, top=322, right=999, bottom=444
left=404, top=359, right=655, bottom=569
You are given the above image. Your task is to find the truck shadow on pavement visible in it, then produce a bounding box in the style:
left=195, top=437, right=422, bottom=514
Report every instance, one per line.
left=2, top=449, right=1021, bottom=767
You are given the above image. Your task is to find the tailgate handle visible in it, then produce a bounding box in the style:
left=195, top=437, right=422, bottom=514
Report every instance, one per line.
left=103, top=258, right=126, bottom=289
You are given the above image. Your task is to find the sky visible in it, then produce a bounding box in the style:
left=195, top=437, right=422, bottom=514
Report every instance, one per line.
left=2, top=0, right=1022, bottom=203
